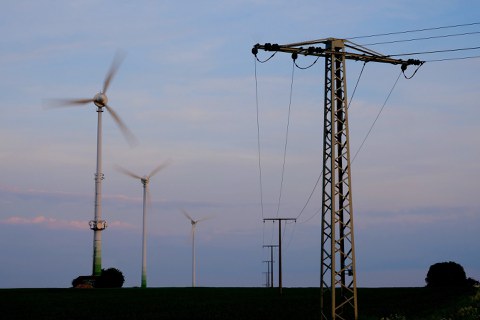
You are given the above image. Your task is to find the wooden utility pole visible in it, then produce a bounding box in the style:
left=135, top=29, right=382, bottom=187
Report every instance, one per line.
left=263, top=244, right=278, bottom=288
left=263, top=260, right=271, bottom=287
left=263, top=218, right=296, bottom=294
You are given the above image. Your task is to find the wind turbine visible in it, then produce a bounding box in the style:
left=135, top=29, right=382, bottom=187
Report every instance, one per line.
left=46, top=52, right=136, bottom=276
left=115, top=163, right=169, bottom=288
left=181, top=210, right=212, bottom=287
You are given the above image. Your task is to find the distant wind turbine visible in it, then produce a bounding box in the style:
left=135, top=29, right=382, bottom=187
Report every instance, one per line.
left=181, top=210, right=212, bottom=287
left=45, top=51, right=137, bottom=276
left=115, top=163, right=169, bottom=288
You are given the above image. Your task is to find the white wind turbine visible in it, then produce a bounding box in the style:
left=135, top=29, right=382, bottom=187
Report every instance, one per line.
left=46, top=52, right=136, bottom=276
left=181, top=210, right=212, bottom=288
left=115, top=163, right=169, bottom=288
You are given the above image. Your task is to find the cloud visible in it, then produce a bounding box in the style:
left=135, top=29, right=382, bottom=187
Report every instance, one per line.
left=356, top=206, right=479, bottom=230
left=1, top=215, right=135, bottom=231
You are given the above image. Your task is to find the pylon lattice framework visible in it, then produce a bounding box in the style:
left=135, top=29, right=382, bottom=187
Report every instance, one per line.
left=252, top=38, right=423, bottom=320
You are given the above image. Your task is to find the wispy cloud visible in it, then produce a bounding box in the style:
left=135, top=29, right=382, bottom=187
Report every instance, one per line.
left=356, top=206, right=479, bottom=230
left=0, top=215, right=135, bottom=230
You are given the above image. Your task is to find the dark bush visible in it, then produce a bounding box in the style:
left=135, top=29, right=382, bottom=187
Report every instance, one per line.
left=425, top=261, right=470, bottom=288
left=71, top=275, right=97, bottom=288
left=96, top=267, right=125, bottom=288
left=72, top=276, right=82, bottom=288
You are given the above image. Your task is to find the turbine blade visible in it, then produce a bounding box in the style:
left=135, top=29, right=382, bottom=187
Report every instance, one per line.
left=148, top=161, right=171, bottom=179
left=103, top=50, right=126, bottom=94
left=197, top=215, right=214, bottom=223
left=43, top=98, right=93, bottom=109
left=114, top=164, right=142, bottom=180
left=181, top=209, right=194, bottom=222
left=104, top=105, right=138, bottom=147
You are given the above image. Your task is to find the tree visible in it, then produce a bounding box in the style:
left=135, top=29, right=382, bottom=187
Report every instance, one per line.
left=425, top=261, right=469, bottom=288
left=96, top=268, right=125, bottom=288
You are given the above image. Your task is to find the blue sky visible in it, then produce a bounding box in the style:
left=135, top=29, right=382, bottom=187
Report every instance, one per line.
left=1, top=0, right=479, bottom=288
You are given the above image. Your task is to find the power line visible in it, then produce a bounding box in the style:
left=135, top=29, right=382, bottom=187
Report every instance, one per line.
left=294, top=55, right=320, bottom=69
left=347, top=21, right=480, bottom=40
left=361, top=30, right=480, bottom=46
left=389, top=45, right=480, bottom=57
left=254, top=57, right=265, bottom=220
left=352, top=70, right=403, bottom=164
left=296, top=65, right=400, bottom=223
left=295, top=62, right=368, bottom=221
left=426, top=54, right=480, bottom=62
left=276, top=61, right=295, bottom=217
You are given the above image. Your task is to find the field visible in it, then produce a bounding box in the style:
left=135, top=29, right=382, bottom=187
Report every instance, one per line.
left=0, top=287, right=478, bottom=320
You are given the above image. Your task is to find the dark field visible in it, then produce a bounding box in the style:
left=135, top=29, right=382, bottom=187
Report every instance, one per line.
left=0, top=287, right=478, bottom=320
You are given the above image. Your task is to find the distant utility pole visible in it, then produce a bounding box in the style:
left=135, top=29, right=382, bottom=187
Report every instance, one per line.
left=253, top=38, right=423, bottom=320
left=263, top=244, right=278, bottom=288
left=263, top=218, right=296, bottom=294
left=263, top=271, right=269, bottom=287
left=263, top=261, right=271, bottom=287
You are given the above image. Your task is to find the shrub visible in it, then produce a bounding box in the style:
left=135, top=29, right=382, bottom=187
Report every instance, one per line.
left=426, top=261, right=469, bottom=288
left=96, top=267, right=125, bottom=288
left=71, top=275, right=97, bottom=288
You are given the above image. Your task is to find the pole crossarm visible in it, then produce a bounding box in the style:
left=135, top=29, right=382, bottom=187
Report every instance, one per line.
left=252, top=38, right=424, bottom=67
left=263, top=218, right=297, bottom=222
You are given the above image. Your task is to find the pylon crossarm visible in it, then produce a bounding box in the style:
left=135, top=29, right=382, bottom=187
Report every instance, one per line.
left=253, top=40, right=424, bottom=67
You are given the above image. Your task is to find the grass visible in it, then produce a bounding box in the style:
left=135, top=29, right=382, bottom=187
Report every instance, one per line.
left=0, top=287, right=478, bottom=319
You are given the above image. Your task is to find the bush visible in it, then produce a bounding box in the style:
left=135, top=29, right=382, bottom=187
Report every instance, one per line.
left=426, top=261, right=470, bottom=288
left=96, top=268, right=125, bottom=288
left=71, top=276, right=97, bottom=288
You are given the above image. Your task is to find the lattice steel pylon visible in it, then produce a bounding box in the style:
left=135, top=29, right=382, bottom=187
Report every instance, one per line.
left=252, top=38, right=423, bottom=320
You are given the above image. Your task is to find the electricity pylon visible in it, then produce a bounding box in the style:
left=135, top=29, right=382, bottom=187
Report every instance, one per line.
left=253, top=38, right=423, bottom=320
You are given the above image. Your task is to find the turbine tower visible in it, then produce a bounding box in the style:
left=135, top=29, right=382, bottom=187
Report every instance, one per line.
left=47, top=52, right=136, bottom=276
left=116, top=163, right=169, bottom=288
left=253, top=39, right=423, bottom=319
left=181, top=210, right=211, bottom=287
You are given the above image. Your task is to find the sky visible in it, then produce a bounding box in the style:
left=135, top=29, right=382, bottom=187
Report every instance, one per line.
left=0, top=0, right=479, bottom=289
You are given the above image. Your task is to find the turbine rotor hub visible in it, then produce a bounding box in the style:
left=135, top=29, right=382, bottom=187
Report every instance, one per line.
left=93, top=92, right=108, bottom=108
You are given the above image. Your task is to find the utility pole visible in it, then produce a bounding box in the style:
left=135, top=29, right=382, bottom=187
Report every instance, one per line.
left=263, top=271, right=269, bottom=287
left=263, top=218, right=296, bottom=294
left=253, top=38, right=423, bottom=320
left=263, top=260, right=270, bottom=287
left=263, top=244, right=278, bottom=288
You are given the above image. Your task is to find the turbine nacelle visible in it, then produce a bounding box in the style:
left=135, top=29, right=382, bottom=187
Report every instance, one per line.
left=141, top=177, right=149, bottom=185
left=93, top=92, right=108, bottom=108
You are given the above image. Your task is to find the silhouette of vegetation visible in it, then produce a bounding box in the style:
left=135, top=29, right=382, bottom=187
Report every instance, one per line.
left=425, top=261, right=478, bottom=289
left=96, top=267, right=125, bottom=288
left=71, top=275, right=96, bottom=288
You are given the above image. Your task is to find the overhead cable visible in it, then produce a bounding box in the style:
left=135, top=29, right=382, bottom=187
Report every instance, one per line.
left=361, top=30, right=480, bottom=46
left=389, top=45, right=480, bottom=57
left=347, top=21, right=480, bottom=40
left=254, top=57, right=265, bottom=220
left=295, top=62, right=367, bottom=221
left=352, top=70, right=403, bottom=164
left=276, top=60, right=296, bottom=217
